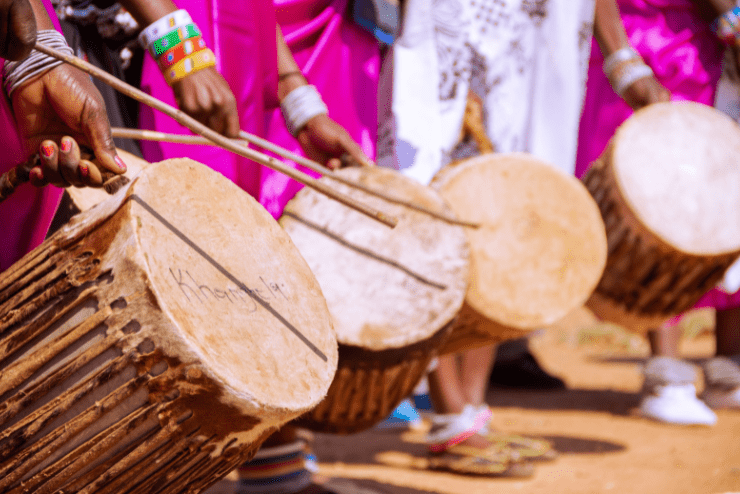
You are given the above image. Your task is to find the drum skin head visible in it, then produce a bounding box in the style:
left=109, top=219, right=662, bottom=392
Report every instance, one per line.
left=612, top=101, right=740, bottom=255
left=433, top=153, right=607, bottom=329
left=107, top=159, right=338, bottom=414
left=280, top=166, right=469, bottom=351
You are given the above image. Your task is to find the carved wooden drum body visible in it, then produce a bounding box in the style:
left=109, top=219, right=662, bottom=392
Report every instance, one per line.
left=583, top=102, right=740, bottom=332
left=431, top=153, right=608, bottom=354
left=280, top=167, right=469, bottom=434
left=0, top=159, right=337, bottom=493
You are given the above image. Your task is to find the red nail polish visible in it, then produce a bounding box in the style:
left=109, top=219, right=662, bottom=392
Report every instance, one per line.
left=40, top=144, right=55, bottom=158
left=114, top=155, right=127, bottom=172
left=61, top=138, right=72, bottom=153
left=79, top=163, right=89, bottom=178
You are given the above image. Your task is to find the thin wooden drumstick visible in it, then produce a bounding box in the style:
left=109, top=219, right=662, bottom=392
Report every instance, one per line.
left=35, top=43, right=397, bottom=229
left=112, top=128, right=243, bottom=147
left=238, top=130, right=481, bottom=229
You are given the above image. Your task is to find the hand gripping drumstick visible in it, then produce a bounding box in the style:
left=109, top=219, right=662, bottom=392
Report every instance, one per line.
left=0, top=152, right=129, bottom=204
left=34, top=42, right=398, bottom=229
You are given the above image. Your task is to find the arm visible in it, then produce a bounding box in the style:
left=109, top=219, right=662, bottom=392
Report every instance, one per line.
left=117, top=0, right=239, bottom=137
left=276, top=25, right=373, bottom=169
left=12, top=0, right=124, bottom=188
left=0, top=0, right=36, bottom=60
left=593, top=0, right=670, bottom=110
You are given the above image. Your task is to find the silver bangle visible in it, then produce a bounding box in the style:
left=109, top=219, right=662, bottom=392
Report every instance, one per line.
left=3, top=30, right=74, bottom=96
left=280, top=85, right=328, bottom=136
left=612, top=63, right=654, bottom=96
left=603, top=46, right=641, bottom=77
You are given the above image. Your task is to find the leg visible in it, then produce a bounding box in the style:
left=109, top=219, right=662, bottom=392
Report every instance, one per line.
left=715, top=307, right=740, bottom=357
left=702, top=307, right=740, bottom=409
left=647, top=323, right=681, bottom=357
left=460, top=344, right=497, bottom=406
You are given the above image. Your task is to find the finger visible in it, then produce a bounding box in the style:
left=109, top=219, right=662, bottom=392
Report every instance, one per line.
left=80, top=99, right=126, bottom=176
left=327, top=157, right=341, bottom=170
left=1, top=0, right=36, bottom=61
left=338, top=134, right=374, bottom=167
left=38, top=140, right=67, bottom=187
left=57, top=137, right=83, bottom=187
left=79, top=159, right=104, bottom=187
left=28, top=166, right=48, bottom=187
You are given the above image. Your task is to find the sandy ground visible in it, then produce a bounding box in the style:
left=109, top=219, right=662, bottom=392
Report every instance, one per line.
left=208, top=308, right=740, bottom=494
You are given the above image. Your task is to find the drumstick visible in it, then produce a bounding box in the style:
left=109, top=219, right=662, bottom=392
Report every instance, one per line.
left=112, top=127, right=248, bottom=147
left=237, top=130, right=481, bottom=229
left=34, top=43, right=397, bottom=229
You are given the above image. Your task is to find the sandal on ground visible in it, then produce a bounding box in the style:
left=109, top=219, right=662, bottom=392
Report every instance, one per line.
left=427, top=443, right=534, bottom=477
left=475, top=405, right=557, bottom=461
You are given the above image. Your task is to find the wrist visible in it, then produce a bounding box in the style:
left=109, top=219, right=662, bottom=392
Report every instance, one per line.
left=278, top=72, right=308, bottom=101
left=280, top=85, right=328, bottom=136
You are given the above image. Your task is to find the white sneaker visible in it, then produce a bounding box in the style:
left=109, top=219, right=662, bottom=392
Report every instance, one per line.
left=702, top=386, right=740, bottom=410
left=639, top=384, right=717, bottom=426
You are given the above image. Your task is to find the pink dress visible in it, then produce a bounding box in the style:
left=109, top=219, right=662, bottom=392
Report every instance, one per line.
left=138, top=0, right=379, bottom=219
left=0, top=1, right=66, bottom=272
left=575, top=0, right=739, bottom=309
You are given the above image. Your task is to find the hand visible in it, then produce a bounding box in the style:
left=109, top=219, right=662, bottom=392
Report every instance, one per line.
left=29, top=136, right=108, bottom=188
left=621, top=75, right=671, bottom=110
left=12, top=63, right=125, bottom=186
left=0, top=0, right=36, bottom=61
left=296, top=114, right=374, bottom=170
left=171, top=67, right=239, bottom=138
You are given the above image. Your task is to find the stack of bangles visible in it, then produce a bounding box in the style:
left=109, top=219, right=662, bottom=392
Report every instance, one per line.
left=138, top=9, right=215, bottom=86
left=603, top=46, right=654, bottom=97
left=712, top=4, right=740, bottom=46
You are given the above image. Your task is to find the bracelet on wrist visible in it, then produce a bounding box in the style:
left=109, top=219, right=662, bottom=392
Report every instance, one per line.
left=139, top=9, right=192, bottom=48
left=3, top=30, right=74, bottom=96
left=164, top=48, right=216, bottom=85
left=603, top=46, right=641, bottom=78
left=158, top=36, right=207, bottom=71
left=713, top=5, right=740, bottom=45
left=149, top=23, right=201, bottom=59
left=609, top=61, right=654, bottom=96
left=280, top=85, right=328, bottom=136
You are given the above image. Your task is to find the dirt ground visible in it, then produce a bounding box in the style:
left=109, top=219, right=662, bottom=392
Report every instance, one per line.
left=208, top=307, right=740, bottom=494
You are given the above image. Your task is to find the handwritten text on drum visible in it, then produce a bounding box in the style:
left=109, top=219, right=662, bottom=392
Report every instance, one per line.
left=170, top=269, right=288, bottom=310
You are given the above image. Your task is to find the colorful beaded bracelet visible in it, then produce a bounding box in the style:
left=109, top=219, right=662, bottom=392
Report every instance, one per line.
left=158, top=36, right=207, bottom=71
left=712, top=6, right=740, bottom=45
left=164, top=48, right=216, bottom=85
left=139, top=9, right=192, bottom=48
left=149, top=23, right=201, bottom=58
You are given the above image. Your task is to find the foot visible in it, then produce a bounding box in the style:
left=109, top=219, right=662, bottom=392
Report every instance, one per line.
left=639, top=383, right=717, bottom=425
left=702, top=356, right=740, bottom=410
left=489, top=351, right=565, bottom=390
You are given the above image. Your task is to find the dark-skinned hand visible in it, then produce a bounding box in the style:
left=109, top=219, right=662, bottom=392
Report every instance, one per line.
left=171, top=66, right=240, bottom=138
left=12, top=63, right=125, bottom=187
left=621, top=75, right=671, bottom=111
left=296, top=113, right=374, bottom=170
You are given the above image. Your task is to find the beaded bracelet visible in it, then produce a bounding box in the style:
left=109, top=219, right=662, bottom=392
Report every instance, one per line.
left=280, top=85, right=328, bottom=136
left=158, top=36, right=207, bottom=71
left=164, top=48, right=216, bottom=85
left=138, top=9, right=192, bottom=48
left=149, top=23, right=201, bottom=59
left=713, top=6, right=740, bottom=45
left=603, top=46, right=641, bottom=77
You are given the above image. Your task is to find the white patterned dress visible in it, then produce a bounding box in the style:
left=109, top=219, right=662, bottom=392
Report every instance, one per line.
left=377, top=0, right=595, bottom=183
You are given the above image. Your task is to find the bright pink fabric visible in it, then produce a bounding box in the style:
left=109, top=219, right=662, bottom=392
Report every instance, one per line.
left=138, top=0, right=279, bottom=211
left=138, top=0, right=379, bottom=219
left=575, top=0, right=740, bottom=309
left=0, top=0, right=65, bottom=272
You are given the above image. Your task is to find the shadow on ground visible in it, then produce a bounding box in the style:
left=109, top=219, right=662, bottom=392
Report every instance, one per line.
left=485, top=387, right=641, bottom=416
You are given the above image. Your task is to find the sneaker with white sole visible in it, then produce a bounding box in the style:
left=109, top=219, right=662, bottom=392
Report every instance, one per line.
left=640, top=383, right=717, bottom=425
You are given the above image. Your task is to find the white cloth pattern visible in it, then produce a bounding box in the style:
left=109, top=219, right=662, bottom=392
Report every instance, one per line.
left=378, top=0, right=595, bottom=183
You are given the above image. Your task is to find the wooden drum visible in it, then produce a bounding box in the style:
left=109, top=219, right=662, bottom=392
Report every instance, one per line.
left=0, top=159, right=337, bottom=493
left=583, top=102, right=740, bottom=332
left=431, top=153, right=608, bottom=354
left=279, top=166, right=469, bottom=434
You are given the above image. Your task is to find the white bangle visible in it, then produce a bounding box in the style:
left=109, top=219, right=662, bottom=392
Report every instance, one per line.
left=138, top=9, right=192, bottom=48
left=3, top=30, right=74, bottom=96
left=280, top=85, right=328, bottom=136
left=612, top=63, right=654, bottom=96
left=603, top=46, right=641, bottom=77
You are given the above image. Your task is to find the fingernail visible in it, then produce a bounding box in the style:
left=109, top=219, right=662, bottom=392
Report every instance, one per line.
left=40, top=144, right=54, bottom=158
left=114, top=155, right=127, bottom=172
left=79, top=163, right=89, bottom=178
left=31, top=168, right=44, bottom=181
left=60, top=138, right=72, bottom=153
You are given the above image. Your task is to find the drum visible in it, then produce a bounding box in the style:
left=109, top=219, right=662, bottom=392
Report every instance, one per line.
left=583, top=102, right=740, bottom=332
left=0, top=158, right=337, bottom=493
left=431, top=153, right=608, bottom=354
left=279, top=166, right=469, bottom=434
